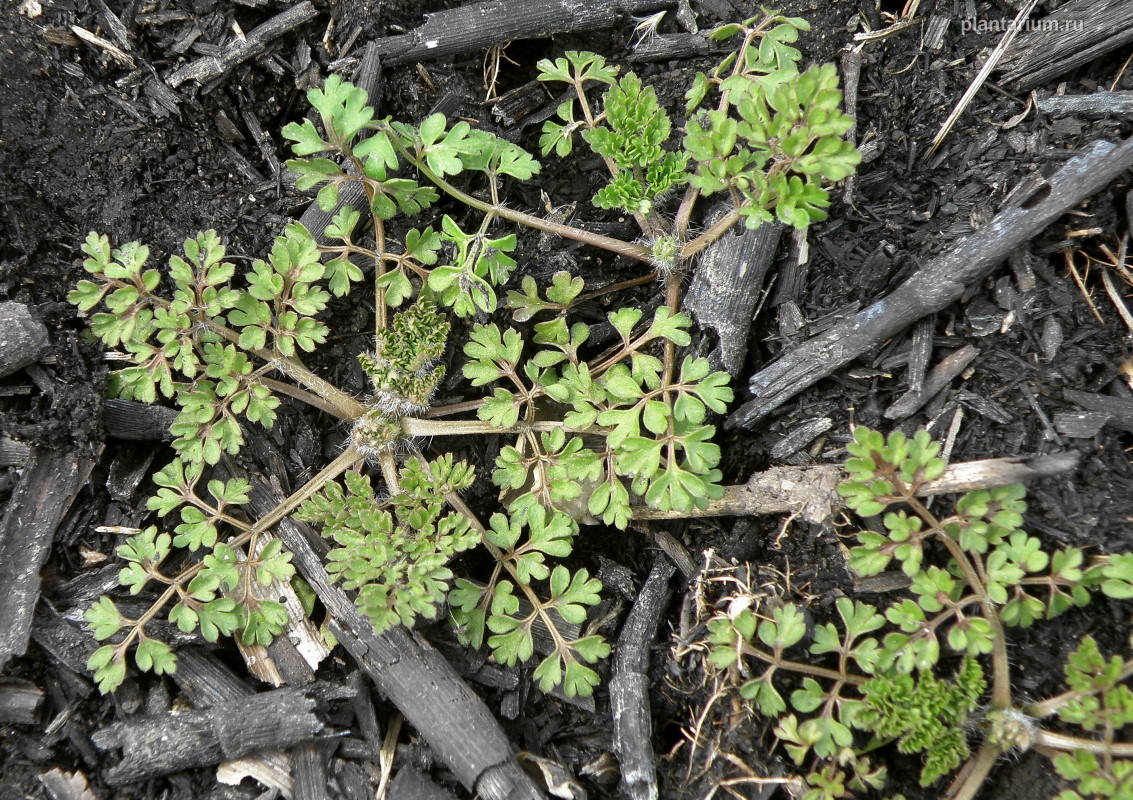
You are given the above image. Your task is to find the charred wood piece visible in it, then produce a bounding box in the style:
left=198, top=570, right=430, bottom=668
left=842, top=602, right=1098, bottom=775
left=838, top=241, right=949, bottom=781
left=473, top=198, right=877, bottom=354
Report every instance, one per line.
left=1054, top=411, right=1110, bottom=439
left=389, top=765, right=462, bottom=800
left=1063, top=388, right=1133, bottom=433
left=0, top=678, right=44, bottom=725
left=173, top=646, right=255, bottom=706
left=170, top=648, right=297, bottom=799
left=0, top=436, right=31, bottom=467
left=0, top=302, right=51, bottom=379
left=165, top=1, right=318, bottom=88
left=884, top=344, right=979, bottom=420
left=769, top=417, right=833, bottom=460
left=30, top=601, right=98, bottom=680
left=728, top=136, right=1133, bottom=427
left=1038, top=91, right=1133, bottom=119
left=372, top=0, right=670, bottom=65
left=102, top=399, right=176, bottom=440
left=998, top=0, right=1133, bottom=90
left=611, top=557, right=675, bottom=800
left=0, top=447, right=98, bottom=671
left=683, top=217, right=782, bottom=377
left=490, top=80, right=549, bottom=128
left=91, top=688, right=324, bottom=785
left=904, top=315, right=935, bottom=395
left=628, top=32, right=714, bottom=62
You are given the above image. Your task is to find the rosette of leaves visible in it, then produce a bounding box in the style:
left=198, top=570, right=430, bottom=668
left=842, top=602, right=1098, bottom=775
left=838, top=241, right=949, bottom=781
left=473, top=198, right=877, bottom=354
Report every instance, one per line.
left=296, top=455, right=479, bottom=634
left=72, top=18, right=860, bottom=701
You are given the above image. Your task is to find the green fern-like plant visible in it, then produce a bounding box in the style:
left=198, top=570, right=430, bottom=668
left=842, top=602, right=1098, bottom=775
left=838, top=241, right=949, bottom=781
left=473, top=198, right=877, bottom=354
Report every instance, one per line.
left=579, top=71, right=689, bottom=214
left=703, top=427, right=1133, bottom=799
left=71, top=9, right=860, bottom=697
left=295, top=455, right=478, bottom=633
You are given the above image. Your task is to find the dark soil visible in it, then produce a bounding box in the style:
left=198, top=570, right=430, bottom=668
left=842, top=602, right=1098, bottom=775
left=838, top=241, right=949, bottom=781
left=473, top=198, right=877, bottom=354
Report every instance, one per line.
left=2, top=0, right=1132, bottom=798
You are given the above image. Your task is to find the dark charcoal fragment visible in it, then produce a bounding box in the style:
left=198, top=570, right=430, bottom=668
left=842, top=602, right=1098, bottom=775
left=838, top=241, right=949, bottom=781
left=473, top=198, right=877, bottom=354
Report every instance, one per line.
left=0, top=447, right=99, bottom=672
left=885, top=344, right=979, bottom=420
left=769, top=417, right=833, bottom=459
left=389, top=765, right=460, bottom=800
left=1038, top=91, right=1133, bottom=118
left=0, top=679, right=44, bottom=725
left=1055, top=410, right=1110, bottom=439
left=0, top=302, right=51, bottom=379
left=30, top=601, right=98, bottom=679
left=1063, top=388, right=1133, bottom=432
left=999, top=0, right=1133, bottom=90
left=370, top=0, right=672, bottom=65
left=102, top=399, right=176, bottom=440
left=165, top=2, right=319, bottom=88
left=611, top=556, right=675, bottom=800
left=683, top=212, right=782, bottom=377
left=91, top=688, right=325, bottom=784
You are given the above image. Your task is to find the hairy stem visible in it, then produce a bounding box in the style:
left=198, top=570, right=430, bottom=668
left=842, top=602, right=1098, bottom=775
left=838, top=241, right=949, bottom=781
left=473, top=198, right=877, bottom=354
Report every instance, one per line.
left=680, top=209, right=741, bottom=259
left=575, top=271, right=659, bottom=304
left=401, top=417, right=589, bottom=438
left=260, top=376, right=352, bottom=419
left=424, top=398, right=486, bottom=418
left=944, top=741, right=1001, bottom=800
left=1033, top=728, right=1133, bottom=757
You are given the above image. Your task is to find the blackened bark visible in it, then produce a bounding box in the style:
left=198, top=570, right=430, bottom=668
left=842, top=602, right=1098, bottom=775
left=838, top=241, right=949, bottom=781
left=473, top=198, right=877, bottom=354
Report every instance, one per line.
left=0, top=447, right=99, bottom=671
left=91, top=688, right=324, bottom=784
left=610, top=557, right=675, bottom=800
left=998, top=0, right=1133, bottom=90
left=372, top=0, right=670, bottom=66
left=728, top=136, right=1133, bottom=428
left=0, top=302, right=51, bottom=379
